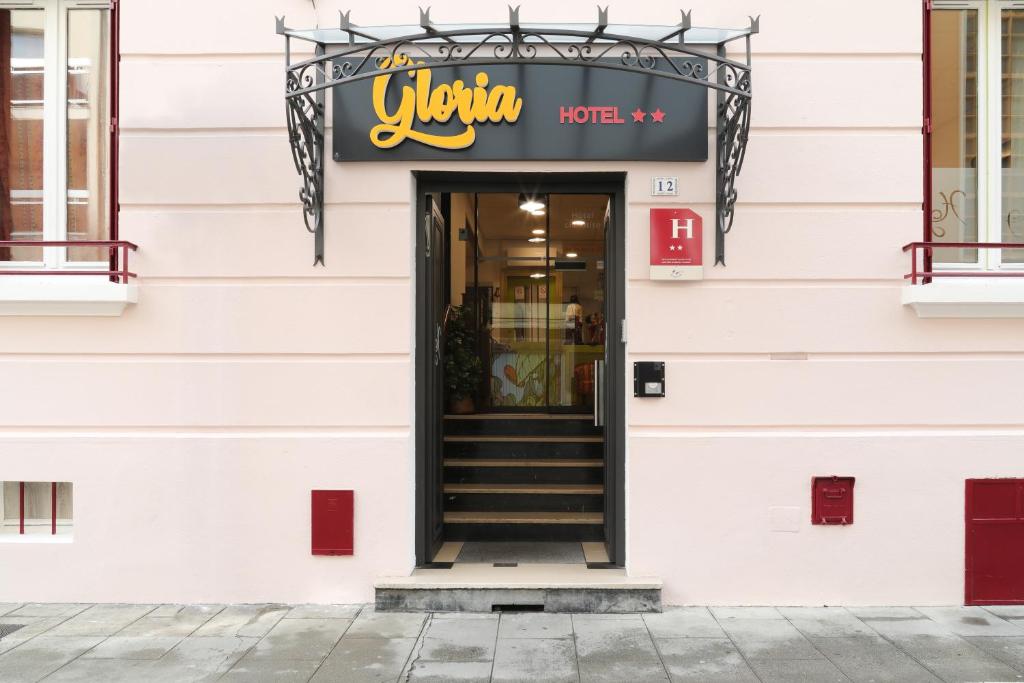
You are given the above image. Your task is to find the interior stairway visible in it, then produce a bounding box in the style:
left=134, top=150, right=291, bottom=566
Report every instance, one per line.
left=442, top=413, right=604, bottom=542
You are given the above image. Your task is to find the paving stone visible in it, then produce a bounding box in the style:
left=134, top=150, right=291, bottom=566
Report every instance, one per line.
left=191, top=604, right=289, bottom=638
left=45, top=604, right=156, bottom=637
left=81, top=635, right=184, bottom=660
left=0, top=616, right=70, bottom=655
left=497, top=612, right=573, bottom=639
left=312, top=637, right=417, bottom=682
left=0, top=635, right=104, bottom=682
left=147, top=604, right=221, bottom=618
left=146, top=635, right=258, bottom=681
left=220, top=654, right=323, bottom=682
left=573, top=614, right=668, bottom=682
left=44, top=658, right=157, bottom=682
left=655, top=637, right=758, bottom=682
left=492, top=638, right=577, bottom=683
left=915, top=605, right=1024, bottom=636
left=0, top=604, right=22, bottom=617
left=748, top=657, right=851, bottom=682
left=117, top=605, right=225, bottom=637
left=7, top=603, right=89, bottom=618
left=716, top=617, right=822, bottom=660
left=965, top=636, right=1024, bottom=674
left=809, top=635, right=941, bottom=683
left=644, top=607, right=725, bottom=638
left=846, top=606, right=924, bottom=620
left=709, top=607, right=783, bottom=620
left=248, top=617, right=351, bottom=660
left=406, top=659, right=494, bottom=682
left=985, top=605, right=1024, bottom=620
left=779, top=607, right=878, bottom=638
left=345, top=608, right=427, bottom=639
left=286, top=604, right=362, bottom=619
left=419, top=614, right=499, bottom=661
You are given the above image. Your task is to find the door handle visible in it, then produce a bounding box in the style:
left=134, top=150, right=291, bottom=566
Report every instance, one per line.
left=434, top=323, right=441, bottom=367
left=593, top=360, right=605, bottom=427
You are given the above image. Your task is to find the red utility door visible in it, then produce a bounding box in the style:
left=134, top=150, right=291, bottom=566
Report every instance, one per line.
left=966, top=479, right=1024, bottom=605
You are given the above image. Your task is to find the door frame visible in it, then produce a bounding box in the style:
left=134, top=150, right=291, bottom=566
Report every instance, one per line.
left=413, top=171, right=627, bottom=567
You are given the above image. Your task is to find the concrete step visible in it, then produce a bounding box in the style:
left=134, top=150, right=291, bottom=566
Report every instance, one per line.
left=374, top=564, right=661, bottom=613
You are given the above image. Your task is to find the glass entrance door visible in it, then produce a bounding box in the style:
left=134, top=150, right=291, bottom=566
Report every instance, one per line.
left=453, top=192, right=608, bottom=412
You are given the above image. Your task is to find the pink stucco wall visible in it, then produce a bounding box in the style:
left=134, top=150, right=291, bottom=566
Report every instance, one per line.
left=3, top=0, right=1020, bottom=605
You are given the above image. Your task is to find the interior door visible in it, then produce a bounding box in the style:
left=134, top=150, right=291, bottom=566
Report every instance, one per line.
left=419, top=194, right=447, bottom=563
left=601, top=195, right=625, bottom=565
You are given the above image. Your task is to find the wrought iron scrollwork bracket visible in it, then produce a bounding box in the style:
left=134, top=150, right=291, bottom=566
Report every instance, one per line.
left=278, top=8, right=755, bottom=267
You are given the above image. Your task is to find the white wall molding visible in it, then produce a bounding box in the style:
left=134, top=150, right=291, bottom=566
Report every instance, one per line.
left=0, top=277, right=138, bottom=316
left=903, top=281, right=1024, bottom=318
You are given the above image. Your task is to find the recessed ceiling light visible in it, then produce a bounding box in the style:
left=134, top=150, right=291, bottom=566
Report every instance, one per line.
left=530, top=273, right=546, bottom=279
left=531, top=229, right=546, bottom=235
left=519, top=193, right=545, bottom=212
left=531, top=209, right=546, bottom=216
left=566, top=252, right=578, bottom=258
left=528, top=237, right=546, bottom=243
left=571, top=219, right=586, bottom=226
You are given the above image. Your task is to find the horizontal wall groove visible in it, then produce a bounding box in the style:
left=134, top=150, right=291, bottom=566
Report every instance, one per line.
left=626, top=278, right=901, bottom=288
left=0, top=354, right=410, bottom=363
left=137, top=276, right=410, bottom=285
left=628, top=352, right=1024, bottom=361
left=0, top=427, right=410, bottom=436
left=119, top=201, right=410, bottom=211
left=629, top=426, right=1024, bottom=437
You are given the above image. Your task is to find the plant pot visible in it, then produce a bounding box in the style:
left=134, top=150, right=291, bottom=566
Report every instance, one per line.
left=448, top=396, right=476, bottom=415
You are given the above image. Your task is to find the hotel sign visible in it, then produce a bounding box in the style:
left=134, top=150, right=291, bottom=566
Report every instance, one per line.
left=650, top=208, right=703, bottom=281
left=332, top=56, right=708, bottom=162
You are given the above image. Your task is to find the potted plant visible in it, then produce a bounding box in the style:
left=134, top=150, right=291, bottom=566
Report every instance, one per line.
left=445, top=305, right=483, bottom=414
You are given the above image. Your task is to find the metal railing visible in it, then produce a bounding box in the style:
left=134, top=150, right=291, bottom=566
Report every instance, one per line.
left=0, top=240, right=138, bottom=284
left=9, top=482, right=61, bottom=536
left=903, top=242, right=1024, bottom=284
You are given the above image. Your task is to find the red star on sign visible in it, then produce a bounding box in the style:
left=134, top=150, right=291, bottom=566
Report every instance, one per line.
left=631, top=108, right=646, bottom=123
left=651, top=108, right=666, bottom=123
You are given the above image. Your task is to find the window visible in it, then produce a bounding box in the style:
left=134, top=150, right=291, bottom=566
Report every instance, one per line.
left=0, top=481, right=73, bottom=541
left=0, top=0, right=112, bottom=268
left=931, top=1, right=1024, bottom=268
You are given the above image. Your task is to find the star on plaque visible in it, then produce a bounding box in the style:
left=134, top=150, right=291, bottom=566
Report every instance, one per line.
left=631, top=108, right=646, bottom=123
left=651, top=108, right=666, bottom=123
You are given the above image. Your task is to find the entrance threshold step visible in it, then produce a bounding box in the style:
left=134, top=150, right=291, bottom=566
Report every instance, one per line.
left=374, top=564, right=662, bottom=613
left=445, top=511, right=603, bottom=524
left=444, top=458, right=602, bottom=468
left=445, top=413, right=592, bottom=420
left=444, top=484, right=603, bottom=495
left=444, top=435, right=603, bottom=443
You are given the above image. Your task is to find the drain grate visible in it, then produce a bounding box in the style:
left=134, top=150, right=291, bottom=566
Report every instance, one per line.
left=0, top=624, right=25, bottom=640
left=493, top=562, right=518, bottom=568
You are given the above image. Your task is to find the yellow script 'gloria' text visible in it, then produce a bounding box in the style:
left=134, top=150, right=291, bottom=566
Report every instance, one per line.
left=370, top=54, right=523, bottom=150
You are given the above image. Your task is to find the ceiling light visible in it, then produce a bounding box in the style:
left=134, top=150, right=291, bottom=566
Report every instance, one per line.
left=571, top=219, right=586, bottom=226
left=528, top=237, right=546, bottom=243
left=531, top=229, right=546, bottom=235
left=566, top=252, right=578, bottom=258
left=530, top=273, right=546, bottom=279
left=531, top=209, right=546, bottom=216
left=518, top=193, right=545, bottom=212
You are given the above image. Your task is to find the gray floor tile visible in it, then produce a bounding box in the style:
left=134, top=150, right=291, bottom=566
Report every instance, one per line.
left=915, top=605, right=1024, bottom=636
left=846, top=606, right=924, bottom=620
left=573, top=614, right=668, bottom=682
left=406, top=659, right=493, bottom=682
left=655, top=637, right=758, bottom=682
left=749, top=658, right=851, bottom=683
left=0, top=616, right=70, bottom=655
left=220, top=654, right=322, bottom=682
left=43, top=658, right=157, bottom=682
left=419, top=614, right=499, bottom=662
left=0, top=604, right=22, bottom=617
left=492, top=638, right=577, bottom=683
left=81, top=635, right=184, bottom=660
left=116, top=605, right=224, bottom=637
left=0, top=635, right=103, bottom=683
left=248, top=617, right=351, bottom=660
left=286, top=604, right=362, bottom=619
left=345, top=608, right=427, bottom=639
left=498, top=612, right=573, bottom=639
left=717, top=617, right=822, bottom=660
left=147, top=604, right=221, bottom=618
left=965, top=636, right=1024, bottom=674
left=45, top=604, right=156, bottom=637
left=866, top=627, right=1023, bottom=682
left=779, top=607, right=877, bottom=638
left=985, top=605, right=1024, bottom=620
left=147, top=635, right=258, bottom=682
left=457, top=542, right=584, bottom=564
left=809, top=635, right=941, bottom=683
left=191, top=604, right=288, bottom=638
left=710, top=607, right=783, bottom=620
left=312, top=637, right=417, bottom=682
left=644, top=607, right=724, bottom=638
left=7, top=604, right=89, bottom=619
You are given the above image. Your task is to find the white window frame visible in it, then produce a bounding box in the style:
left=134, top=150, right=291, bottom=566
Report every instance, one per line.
left=0, top=0, right=111, bottom=272
left=934, top=0, right=1024, bottom=272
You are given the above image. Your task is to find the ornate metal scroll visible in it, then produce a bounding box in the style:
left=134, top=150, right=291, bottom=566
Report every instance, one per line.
left=278, top=8, right=756, bottom=266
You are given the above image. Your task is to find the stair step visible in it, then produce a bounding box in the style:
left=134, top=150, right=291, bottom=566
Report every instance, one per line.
left=445, top=441, right=602, bottom=459
left=444, top=435, right=603, bottom=443
left=445, top=511, right=603, bottom=525
left=444, top=459, right=602, bottom=468
left=444, top=413, right=592, bottom=420
left=444, top=484, right=603, bottom=494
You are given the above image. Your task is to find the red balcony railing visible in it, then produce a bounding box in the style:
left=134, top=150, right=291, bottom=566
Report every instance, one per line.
left=0, top=240, right=138, bottom=284
left=903, top=242, right=1024, bottom=284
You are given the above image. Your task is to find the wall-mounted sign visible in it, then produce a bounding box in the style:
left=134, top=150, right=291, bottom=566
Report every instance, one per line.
left=650, top=208, right=702, bottom=281
left=651, top=176, right=679, bottom=196
left=332, top=55, right=708, bottom=161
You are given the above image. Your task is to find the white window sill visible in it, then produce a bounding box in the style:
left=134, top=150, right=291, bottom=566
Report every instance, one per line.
left=902, top=280, right=1024, bottom=318
left=0, top=534, right=73, bottom=544
left=0, top=276, right=138, bottom=316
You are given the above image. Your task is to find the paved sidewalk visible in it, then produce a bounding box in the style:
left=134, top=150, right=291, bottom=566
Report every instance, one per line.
left=2, top=604, right=1024, bottom=682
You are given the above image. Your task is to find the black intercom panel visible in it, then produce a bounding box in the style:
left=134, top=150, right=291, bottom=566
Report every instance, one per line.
left=634, top=362, right=666, bottom=397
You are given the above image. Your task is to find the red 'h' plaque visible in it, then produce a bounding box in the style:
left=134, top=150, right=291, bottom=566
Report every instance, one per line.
left=649, top=208, right=703, bottom=280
